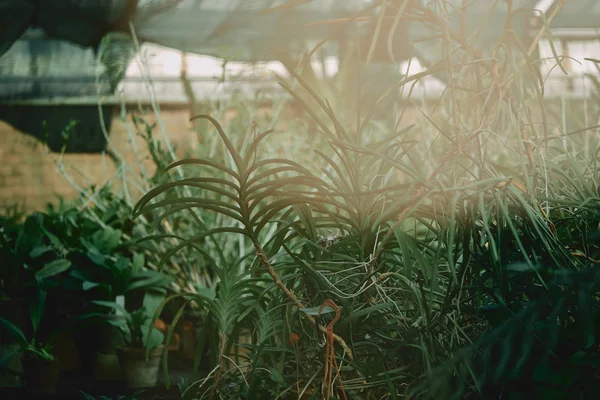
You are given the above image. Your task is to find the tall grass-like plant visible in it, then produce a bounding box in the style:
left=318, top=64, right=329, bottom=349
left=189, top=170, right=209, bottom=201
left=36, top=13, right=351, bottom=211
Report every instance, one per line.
left=135, top=1, right=600, bottom=399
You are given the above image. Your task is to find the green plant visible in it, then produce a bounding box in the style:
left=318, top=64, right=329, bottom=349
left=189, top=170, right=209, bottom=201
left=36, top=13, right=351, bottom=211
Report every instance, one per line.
left=30, top=1, right=600, bottom=398
left=0, top=199, right=155, bottom=301
left=0, top=283, right=59, bottom=361
left=0, top=323, right=53, bottom=362
left=0, top=212, right=26, bottom=299
left=147, top=252, right=265, bottom=394
left=0, top=211, right=74, bottom=299
left=70, top=225, right=172, bottom=302
left=0, top=210, right=88, bottom=365
left=0, top=198, right=172, bottom=318
left=129, top=2, right=600, bottom=399
left=92, top=295, right=165, bottom=350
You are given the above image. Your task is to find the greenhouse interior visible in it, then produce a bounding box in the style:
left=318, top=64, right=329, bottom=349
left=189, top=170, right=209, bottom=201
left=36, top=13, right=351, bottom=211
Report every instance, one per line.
left=1, top=1, right=600, bottom=399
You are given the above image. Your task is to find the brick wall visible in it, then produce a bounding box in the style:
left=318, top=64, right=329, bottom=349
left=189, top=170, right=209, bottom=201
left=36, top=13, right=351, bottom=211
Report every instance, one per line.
left=0, top=103, right=287, bottom=213
left=0, top=107, right=198, bottom=213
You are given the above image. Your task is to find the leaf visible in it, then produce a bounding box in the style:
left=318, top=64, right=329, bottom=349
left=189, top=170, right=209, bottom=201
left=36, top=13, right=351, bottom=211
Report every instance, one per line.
left=91, top=227, right=122, bottom=252
left=35, top=259, right=72, bottom=280
left=268, top=366, right=286, bottom=385
left=340, top=302, right=394, bottom=327
left=126, top=275, right=170, bottom=292
left=0, top=317, right=28, bottom=346
left=131, top=252, right=145, bottom=272
left=195, top=287, right=217, bottom=301
left=143, top=291, right=166, bottom=319
left=299, top=305, right=337, bottom=316
left=100, top=317, right=127, bottom=330
left=40, top=226, right=64, bottom=252
left=92, top=300, right=128, bottom=316
left=506, top=262, right=540, bottom=272
left=155, top=300, right=187, bottom=387
left=29, top=286, right=47, bottom=335
left=87, top=250, right=106, bottom=266
left=187, top=115, right=244, bottom=171
left=15, top=213, right=44, bottom=257
left=82, top=281, right=102, bottom=291
left=30, top=246, right=52, bottom=258
left=115, top=256, right=131, bottom=272
left=394, top=228, right=414, bottom=278
left=143, top=324, right=164, bottom=349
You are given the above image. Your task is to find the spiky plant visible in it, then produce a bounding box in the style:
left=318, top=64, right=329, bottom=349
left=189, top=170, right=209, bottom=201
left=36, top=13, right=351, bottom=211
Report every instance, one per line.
left=132, top=1, right=600, bottom=399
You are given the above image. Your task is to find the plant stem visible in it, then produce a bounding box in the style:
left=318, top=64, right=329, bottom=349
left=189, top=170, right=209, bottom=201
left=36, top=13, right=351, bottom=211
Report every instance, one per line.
left=252, top=241, right=354, bottom=360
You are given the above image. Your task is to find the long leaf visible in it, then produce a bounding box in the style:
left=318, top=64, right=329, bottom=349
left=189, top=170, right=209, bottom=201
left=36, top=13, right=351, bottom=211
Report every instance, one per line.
left=35, top=259, right=72, bottom=280
left=0, top=317, right=28, bottom=347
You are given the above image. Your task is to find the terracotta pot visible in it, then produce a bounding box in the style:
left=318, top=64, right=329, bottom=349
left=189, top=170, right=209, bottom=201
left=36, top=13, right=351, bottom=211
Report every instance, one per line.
left=116, top=345, right=164, bottom=388
left=95, top=314, right=127, bottom=353
left=75, top=313, right=126, bottom=377
left=153, top=318, right=179, bottom=352
left=93, top=351, right=123, bottom=382
left=176, top=312, right=203, bottom=360
left=21, top=355, right=61, bottom=393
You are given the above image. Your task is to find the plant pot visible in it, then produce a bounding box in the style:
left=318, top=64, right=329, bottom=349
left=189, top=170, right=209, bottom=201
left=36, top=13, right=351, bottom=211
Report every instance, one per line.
left=93, top=352, right=123, bottom=382
left=116, top=345, right=164, bottom=388
left=75, top=313, right=126, bottom=376
left=52, top=330, right=79, bottom=372
left=154, top=318, right=180, bottom=352
left=176, top=311, right=203, bottom=360
left=96, top=314, right=127, bottom=353
left=21, top=355, right=61, bottom=394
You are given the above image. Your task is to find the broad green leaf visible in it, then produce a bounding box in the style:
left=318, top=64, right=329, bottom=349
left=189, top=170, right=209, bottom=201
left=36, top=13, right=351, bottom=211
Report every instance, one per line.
left=35, top=259, right=72, bottom=280
left=195, top=287, right=217, bottom=301
left=144, top=324, right=164, bottom=349
left=131, top=252, right=145, bottom=272
left=30, top=246, right=52, bottom=258
left=29, top=286, right=46, bottom=335
left=126, top=274, right=170, bottom=293
left=87, top=251, right=106, bottom=266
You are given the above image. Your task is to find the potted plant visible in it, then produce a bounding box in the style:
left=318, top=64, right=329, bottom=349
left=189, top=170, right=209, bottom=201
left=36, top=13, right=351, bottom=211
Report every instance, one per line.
left=1, top=210, right=78, bottom=329
left=0, top=201, right=169, bottom=384
left=1, top=210, right=84, bottom=376
left=0, top=209, right=81, bottom=390
left=1, top=207, right=115, bottom=379
left=0, top=286, right=64, bottom=393
left=93, top=294, right=166, bottom=388
left=67, top=225, right=171, bottom=380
